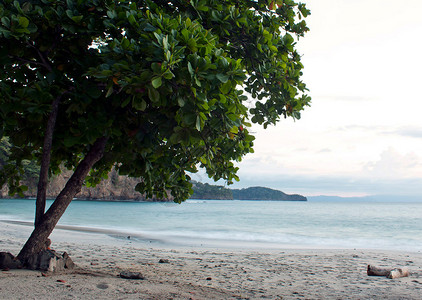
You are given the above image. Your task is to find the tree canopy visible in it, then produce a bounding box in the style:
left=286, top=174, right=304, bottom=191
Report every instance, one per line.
left=0, top=0, right=310, bottom=201
left=0, top=0, right=310, bottom=203
left=0, top=0, right=311, bottom=261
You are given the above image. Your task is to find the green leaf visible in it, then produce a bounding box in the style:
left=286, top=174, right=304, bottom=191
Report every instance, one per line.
left=187, top=62, right=194, bottom=75
left=230, top=126, right=239, bottom=134
left=128, top=14, right=136, bottom=25
left=220, top=81, right=231, bottom=94
left=151, top=76, right=162, bottom=88
left=199, top=112, right=207, bottom=120
left=195, top=116, right=201, bottom=131
left=162, top=35, right=169, bottom=50
left=105, top=86, right=113, bottom=97
left=107, top=10, right=117, bottom=19
left=181, top=28, right=189, bottom=40
left=121, top=97, right=131, bottom=107
left=144, top=23, right=156, bottom=32
left=178, top=97, right=185, bottom=107
left=216, top=74, right=229, bottom=83
left=148, top=87, right=160, bottom=102
left=133, top=99, right=147, bottom=111
left=71, top=15, right=83, bottom=23
left=183, top=113, right=196, bottom=125
left=1, top=17, right=10, bottom=27
left=269, top=45, right=278, bottom=52
left=283, top=33, right=294, bottom=45
left=22, top=2, right=32, bottom=13
left=66, top=9, right=73, bottom=19
left=244, top=135, right=255, bottom=142
left=121, top=38, right=130, bottom=49
left=199, top=156, right=207, bottom=165
left=197, top=6, right=209, bottom=11
left=187, top=38, right=197, bottom=52
left=162, top=70, right=174, bottom=80
left=18, top=16, right=29, bottom=28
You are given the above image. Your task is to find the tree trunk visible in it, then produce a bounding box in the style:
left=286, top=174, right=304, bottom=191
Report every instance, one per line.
left=17, top=136, right=108, bottom=263
left=35, top=95, right=61, bottom=227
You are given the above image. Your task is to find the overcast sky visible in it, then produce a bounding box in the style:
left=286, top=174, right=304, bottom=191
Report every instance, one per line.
left=192, top=0, right=422, bottom=197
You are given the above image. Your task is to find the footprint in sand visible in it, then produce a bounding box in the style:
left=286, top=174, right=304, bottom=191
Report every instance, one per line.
left=96, top=283, right=109, bottom=290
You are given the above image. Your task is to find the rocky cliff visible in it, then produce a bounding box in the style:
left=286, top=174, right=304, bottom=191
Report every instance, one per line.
left=0, top=168, right=171, bottom=202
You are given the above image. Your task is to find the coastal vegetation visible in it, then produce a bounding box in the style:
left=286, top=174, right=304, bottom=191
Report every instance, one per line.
left=191, top=181, right=306, bottom=201
left=190, top=181, right=233, bottom=200
left=231, top=186, right=306, bottom=201
left=0, top=0, right=310, bottom=263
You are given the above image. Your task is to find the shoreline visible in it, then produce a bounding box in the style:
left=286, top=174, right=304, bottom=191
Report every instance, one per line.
left=3, top=219, right=422, bottom=253
left=4, top=219, right=422, bottom=253
left=1, top=222, right=422, bottom=299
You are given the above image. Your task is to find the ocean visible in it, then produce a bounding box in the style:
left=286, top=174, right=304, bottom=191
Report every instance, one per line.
left=1, top=198, right=421, bottom=252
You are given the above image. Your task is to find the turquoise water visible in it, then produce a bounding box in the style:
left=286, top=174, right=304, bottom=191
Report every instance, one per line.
left=1, top=199, right=422, bottom=251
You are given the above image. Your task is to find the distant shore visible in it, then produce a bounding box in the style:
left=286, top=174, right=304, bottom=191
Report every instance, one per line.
left=1, top=196, right=307, bottom=202
left=1, top=221, right=421, bottom=299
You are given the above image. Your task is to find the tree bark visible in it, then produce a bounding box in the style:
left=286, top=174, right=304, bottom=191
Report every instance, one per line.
left=17, top=136, right=108, bottom=263
left=35, top=95, right=61, bottom=227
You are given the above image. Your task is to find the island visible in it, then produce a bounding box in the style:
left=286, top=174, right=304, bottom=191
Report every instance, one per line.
left=190, top=181, right=307, bottom=201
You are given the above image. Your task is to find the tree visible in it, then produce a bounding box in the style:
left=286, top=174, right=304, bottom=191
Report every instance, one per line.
left=0, top=137, right=39, bottom=193
left=0, top=0, right=311, bottom=263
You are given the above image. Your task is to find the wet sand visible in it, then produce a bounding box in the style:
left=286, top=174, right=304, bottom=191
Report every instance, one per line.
left=1, top=221, right=422, bottom=299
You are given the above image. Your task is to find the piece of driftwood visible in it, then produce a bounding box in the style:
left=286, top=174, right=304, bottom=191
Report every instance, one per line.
left=367, top=265, right=409, bottom=279
left=388, top=267, right=410, bottom=279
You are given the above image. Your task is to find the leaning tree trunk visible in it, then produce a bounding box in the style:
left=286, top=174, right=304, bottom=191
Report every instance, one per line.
left=35, top=95, right=62, bottom=227
left=17, top=137, right=108, bottom=263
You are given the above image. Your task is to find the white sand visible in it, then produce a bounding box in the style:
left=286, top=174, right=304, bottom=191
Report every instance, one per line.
left=1, top=221, right=422, bottom=299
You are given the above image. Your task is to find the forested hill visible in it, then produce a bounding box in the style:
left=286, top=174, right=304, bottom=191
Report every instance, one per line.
left=190, top=181, right=307, bottom=201
left=232, top=187, right=307, bottom=201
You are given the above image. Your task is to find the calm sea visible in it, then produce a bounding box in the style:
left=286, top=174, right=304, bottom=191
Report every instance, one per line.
left=1, top=199, right=421, bottom=252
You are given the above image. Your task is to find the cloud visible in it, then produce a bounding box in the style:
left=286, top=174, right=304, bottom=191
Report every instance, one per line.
left=314, top=94, right=377, bottom=103
left=331, top=124, right=422, bottom=140
left=334, top=124, right=383, bottom=133
left=294, top=147, right=309, bottom=152
left=363, top=148, right=422, bottom=178
left=316, top=148, right=331, bottom=153
left=229, top=172, right=422, bottom=197
left=191, top=148, right=422, bottom=197
left=386, top=126, right=422, bottom=139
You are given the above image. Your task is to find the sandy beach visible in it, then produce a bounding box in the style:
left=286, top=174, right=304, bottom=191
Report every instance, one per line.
left=1, top=221, right=422, bottom=299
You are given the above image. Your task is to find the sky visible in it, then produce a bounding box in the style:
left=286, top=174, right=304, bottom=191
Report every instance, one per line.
left=192, top=0, right=422, bottom=197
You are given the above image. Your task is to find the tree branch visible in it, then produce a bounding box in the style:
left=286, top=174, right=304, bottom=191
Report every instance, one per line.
left=26, top=41, right=53, bottom=72
left=11, top=56, right=47, bottom=69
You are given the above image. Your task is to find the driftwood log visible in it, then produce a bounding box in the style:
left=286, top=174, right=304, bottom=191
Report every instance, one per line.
left=367, top=265, right=409, bottom=279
